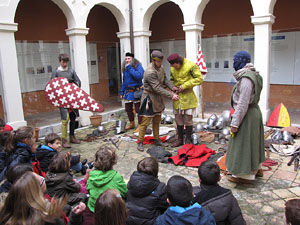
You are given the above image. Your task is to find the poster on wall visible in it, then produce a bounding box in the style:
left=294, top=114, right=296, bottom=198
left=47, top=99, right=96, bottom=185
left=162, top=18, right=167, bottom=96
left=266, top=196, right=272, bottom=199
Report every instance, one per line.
left=16, top=41, right=99, bottom=93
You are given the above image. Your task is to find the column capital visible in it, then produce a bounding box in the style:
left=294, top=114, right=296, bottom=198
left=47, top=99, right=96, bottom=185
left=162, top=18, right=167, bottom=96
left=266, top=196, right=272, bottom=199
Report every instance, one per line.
left=117, top=31, right=130, bottom=39
left=0, top=22, right=18, bottom=32
left=251, top=14, right=275, bottom=25
left=65, top=27, right=89, bottom=36
left=182, top=23, right=204, bottom=32
left=133, top=30, right=152, bottom=37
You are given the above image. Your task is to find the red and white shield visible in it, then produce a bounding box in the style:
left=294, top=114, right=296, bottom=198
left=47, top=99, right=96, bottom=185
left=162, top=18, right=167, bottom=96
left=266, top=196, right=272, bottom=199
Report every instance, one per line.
left=45, top=77, right=104, bottom=112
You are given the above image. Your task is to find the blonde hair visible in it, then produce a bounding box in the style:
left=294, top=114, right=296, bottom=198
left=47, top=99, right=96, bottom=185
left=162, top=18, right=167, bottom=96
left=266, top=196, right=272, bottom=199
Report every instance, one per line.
left=0, top=171, right=67, bottom=225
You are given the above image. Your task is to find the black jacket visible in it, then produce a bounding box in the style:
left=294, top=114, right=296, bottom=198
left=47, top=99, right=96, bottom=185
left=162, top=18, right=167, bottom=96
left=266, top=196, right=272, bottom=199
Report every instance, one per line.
left=193, top=184, right=246, bottom=225
left=126, top=171, right=168, bottom=225
left=36, top=145, right=57, bottom=173
left=7, top=143, right=33, bottom=170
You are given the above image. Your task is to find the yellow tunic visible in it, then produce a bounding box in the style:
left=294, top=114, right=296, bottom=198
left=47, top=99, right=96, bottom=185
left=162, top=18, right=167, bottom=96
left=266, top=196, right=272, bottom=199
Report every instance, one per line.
left=170, top=58, right=203, bottom=110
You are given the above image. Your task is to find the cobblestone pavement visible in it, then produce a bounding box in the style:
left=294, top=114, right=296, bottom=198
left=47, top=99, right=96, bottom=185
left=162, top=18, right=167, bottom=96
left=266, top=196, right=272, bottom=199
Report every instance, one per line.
left=51, top=112, right=300, bottom=225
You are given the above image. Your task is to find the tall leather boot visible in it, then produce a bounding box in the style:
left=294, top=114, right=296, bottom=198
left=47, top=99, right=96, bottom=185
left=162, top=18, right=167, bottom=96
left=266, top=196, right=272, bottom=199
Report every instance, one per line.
left=185, top=126, right=193, bottom=144
left=62, top=138, right=71, bottom=148
left=70, top=135, right=81, bottom=144
left=171, top=125, right=184, bottom=147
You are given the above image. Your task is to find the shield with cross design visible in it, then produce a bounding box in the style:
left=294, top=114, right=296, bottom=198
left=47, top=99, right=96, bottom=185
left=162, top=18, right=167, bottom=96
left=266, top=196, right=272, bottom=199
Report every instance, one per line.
left=44, top=77, right=104, bottom=112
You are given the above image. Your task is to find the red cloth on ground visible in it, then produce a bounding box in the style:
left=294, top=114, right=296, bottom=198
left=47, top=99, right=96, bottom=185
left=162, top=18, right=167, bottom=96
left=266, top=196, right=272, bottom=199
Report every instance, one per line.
left=169, top=144, right=216, bottom=167
left=137, top=136, right=167, bottom=144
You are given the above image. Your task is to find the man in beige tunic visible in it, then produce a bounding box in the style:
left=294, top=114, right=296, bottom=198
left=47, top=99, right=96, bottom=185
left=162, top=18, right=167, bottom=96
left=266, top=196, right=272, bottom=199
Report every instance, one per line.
left=137, top=51, right=179, bottom=152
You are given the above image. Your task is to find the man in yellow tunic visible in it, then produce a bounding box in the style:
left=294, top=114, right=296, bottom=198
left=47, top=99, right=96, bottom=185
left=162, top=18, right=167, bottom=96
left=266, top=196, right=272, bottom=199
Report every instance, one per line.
left=167, top=53, right=203, bottom=147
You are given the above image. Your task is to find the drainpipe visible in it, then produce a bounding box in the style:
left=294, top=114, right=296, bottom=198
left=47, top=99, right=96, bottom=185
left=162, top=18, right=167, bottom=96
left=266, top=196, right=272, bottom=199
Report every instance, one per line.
left=129, top=0, right=134, bottom=53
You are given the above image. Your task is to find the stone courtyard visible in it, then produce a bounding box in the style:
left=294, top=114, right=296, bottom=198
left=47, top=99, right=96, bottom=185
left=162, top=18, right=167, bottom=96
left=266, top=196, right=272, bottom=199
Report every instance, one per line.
left=49, top=111, right=300, bottom=225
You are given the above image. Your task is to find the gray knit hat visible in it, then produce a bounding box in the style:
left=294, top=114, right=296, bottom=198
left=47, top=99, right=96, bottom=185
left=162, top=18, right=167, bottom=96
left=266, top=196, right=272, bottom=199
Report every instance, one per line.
left=151, top=50, right=164, bottom=60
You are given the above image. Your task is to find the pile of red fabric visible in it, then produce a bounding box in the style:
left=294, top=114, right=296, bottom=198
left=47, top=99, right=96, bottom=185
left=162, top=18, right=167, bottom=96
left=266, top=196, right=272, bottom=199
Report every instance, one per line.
left=169, top=144, right=216, bottom=167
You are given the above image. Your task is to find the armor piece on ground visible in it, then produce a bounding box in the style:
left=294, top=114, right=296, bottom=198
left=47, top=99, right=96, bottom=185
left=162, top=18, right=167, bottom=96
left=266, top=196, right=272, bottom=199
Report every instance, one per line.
left=191, top=133, right=200, bottom=145
left=216, top=116, right=226, bottom=129
left=161, top=114, right=167, bottom=124
left=115, top=120, right=127, bottom=134
left=207, top=114, right=218, bottom=128
left=283, top=131, right=294, bottom=143
left=214, top=133, right=220, bottom=144
left=222, top=110, right=231, bottom=125
left=203, top=124, right=209, bottom=130
left=272, top=130, right=283, bottom=141
left=164, top=115, right=174, bottom=124
left=220, top=138, right=226, bottom=145
left=222, top=128, right=230, bottom=136
left=97, top=126, right=107, bottom=133
left=194, top=123, right=204, bottom=133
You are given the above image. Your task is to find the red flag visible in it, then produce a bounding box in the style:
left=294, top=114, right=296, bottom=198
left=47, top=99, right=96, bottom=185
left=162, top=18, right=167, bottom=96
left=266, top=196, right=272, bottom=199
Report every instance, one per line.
left=196, top=47, right=207, bottom=75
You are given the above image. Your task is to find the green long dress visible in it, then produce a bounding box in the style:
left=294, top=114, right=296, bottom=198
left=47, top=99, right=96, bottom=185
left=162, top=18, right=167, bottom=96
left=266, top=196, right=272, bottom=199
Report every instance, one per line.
left=225, top=71, right=265, bottom=176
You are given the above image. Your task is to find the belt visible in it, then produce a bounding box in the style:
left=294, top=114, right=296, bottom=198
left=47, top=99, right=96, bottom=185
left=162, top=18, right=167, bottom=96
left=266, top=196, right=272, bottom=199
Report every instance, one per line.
left=180, top=88, right=193, bottom=94
left=128, top=85, right=143, bottom=92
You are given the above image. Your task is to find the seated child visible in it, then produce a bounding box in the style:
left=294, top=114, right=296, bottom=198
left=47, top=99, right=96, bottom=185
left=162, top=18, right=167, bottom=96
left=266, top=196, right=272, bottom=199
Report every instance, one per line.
left=154, top=175, right=215, bottom=225
left=126, top=157, right=168, bottom=225
left=285, top=199, right=300, bottom=225
left=45, top=152, right=87, bottom=207
left=94, top=189, right=128, bottom=225
left=87, top=146, right=127, bottom=213
left=193, top=161, right=246, bottom=225
left=36, top=133, right=88, bottom=174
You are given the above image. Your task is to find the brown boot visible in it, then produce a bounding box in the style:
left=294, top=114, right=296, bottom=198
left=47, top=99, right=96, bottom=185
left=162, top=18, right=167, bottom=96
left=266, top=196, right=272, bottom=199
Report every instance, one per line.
left=154, top=139, right=168, bottom=147
left=134, top=125, right=140, bottom=133
left=185, top=126, right=193, bottom=144
left=62, top=138, right=71, bottom=148
left=137, top=142, right=144, bottom=152
left=256, top=169, right=264, bottom=177
left=125, top=121, right=135, bottom=130
left=171, top=125, right=184, bottom=147
left=70, top=135, right=81, bottom=144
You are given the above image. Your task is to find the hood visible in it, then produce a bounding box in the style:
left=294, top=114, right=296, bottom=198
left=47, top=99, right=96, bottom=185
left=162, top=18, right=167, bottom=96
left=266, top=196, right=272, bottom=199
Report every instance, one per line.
left=38, top=144, right=55, bottom=151
left=128, top=171, right=160, bottom=197
left=162, top=203, right=215, bottom=225
left=46, top=172, right=70, bottom=187
left=88, top=170, right=118, bottom=188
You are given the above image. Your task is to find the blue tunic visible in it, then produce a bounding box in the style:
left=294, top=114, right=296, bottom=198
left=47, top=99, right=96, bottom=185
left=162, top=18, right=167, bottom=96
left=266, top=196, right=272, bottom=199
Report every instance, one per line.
left=121, top=63, right=144, bottom=101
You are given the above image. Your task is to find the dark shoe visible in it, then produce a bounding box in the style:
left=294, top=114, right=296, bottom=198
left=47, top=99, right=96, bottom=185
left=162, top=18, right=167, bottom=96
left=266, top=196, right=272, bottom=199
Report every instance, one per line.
left=171, top=139, right=183, bottom=147
left=62, top=138, right=71, bottom=148
left=153, top=139, right=168, bottom=147
left=256, top=169, right=264, bottom=177
left=88, top=162, right=94, bottom=169
left=227, top=175, right=254, bottom=184
left=70, top=135, right=81, bottom=144
left=137, top=142, right=144, bottom=152
left=81, top=159, right=87, bottom=166
left=185, top=126, right=193, bottom=144
left=81, top=164, right=88, bottom=175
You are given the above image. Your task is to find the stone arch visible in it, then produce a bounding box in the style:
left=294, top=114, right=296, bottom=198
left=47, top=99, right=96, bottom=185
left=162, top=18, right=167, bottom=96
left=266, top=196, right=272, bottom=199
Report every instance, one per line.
left=83, top=1, right=126, bottom=32
left=250, top=0, right=277, bottom=17
left=194, top=0, right=210, bottom=24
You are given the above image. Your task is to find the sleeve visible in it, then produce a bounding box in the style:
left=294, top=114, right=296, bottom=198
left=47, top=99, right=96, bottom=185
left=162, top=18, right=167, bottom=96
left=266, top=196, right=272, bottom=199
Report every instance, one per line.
left=227, top=195, right=246, bottom=225
left=65, top=174, right=81, bottom=193
left=72, top=70, right=81, bottom=87
left=116, top=174, right=128, bottom=199
left=147, top=72, right=173, bottom=99
left=68, top=210, right=84, bottom=225
left=181, top=64, right=203, bottom=90
left=163, top=75, right=174, bottom=90
left=51, top=69, right=58, bottom=79
left=230, top=77, right=254, bottom=128
left=127, top=64, right=144, bottom=81
left=120, top=72, right=126, bottom=96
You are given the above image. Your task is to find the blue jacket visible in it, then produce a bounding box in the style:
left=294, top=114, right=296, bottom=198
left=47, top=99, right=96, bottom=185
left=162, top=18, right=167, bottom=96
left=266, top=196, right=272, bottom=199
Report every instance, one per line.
left=154, top=203, right=216, bottom=225
left=121, top=63, right=144, bottom=101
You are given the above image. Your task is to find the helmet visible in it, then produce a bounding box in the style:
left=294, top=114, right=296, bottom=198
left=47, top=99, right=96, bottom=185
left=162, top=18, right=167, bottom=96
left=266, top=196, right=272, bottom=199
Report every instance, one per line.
left=97, top=126, right=107, bottom=133
left=207, top=114, right=218, bottom=128
left=194, top=123, right=204, bottom=133
left=203, top=124, right=209, bottom=130
left=221, top=110, right=231, bottom=125
left=115, top=120, right=126, bottom=134
left=191, top=133, right=200, bottom=145
left=222, top=128, right=230, bottom=136
left=165, top=115, right=173, bottom=124
left=215, top=116, right=226, bottom=129
left=161, top=114, right=167, bottom=124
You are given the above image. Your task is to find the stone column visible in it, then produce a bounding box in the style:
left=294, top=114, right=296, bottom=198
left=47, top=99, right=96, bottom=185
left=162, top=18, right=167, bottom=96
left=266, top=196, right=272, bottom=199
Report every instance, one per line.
left=251, top=15, right=275, bottom=124
left=117, top=31, right=131, bottom=65
left=0, top=22, right=26, bottom=128
left=66, top=27, right=91, bottom=126
left=134, top=30, right=152, bottom=68
left=183, top=23, right=204, bottom=118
